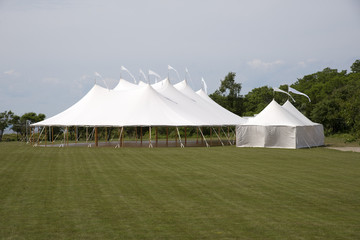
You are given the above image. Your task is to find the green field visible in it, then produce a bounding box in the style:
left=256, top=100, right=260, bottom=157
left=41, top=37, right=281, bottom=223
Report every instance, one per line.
left=0, top=142, right=359, bottom=239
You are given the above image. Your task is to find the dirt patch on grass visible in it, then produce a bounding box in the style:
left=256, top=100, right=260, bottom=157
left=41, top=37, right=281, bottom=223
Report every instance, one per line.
left=326, top=147, right=360, bottom=153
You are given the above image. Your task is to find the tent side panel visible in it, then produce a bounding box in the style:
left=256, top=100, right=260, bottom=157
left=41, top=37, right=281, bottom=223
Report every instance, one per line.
left=236, top=125, right=266, bottom=148
left=263, top=126, right=296, bottom=149
left=296, top=125, right=325, bottom=148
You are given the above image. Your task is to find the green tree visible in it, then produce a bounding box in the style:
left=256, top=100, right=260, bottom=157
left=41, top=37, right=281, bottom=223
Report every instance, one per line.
left=350, top=59, right=360, bottom=73
left=10, top=114, right=22, bottom=141
left=209, top=72, right=243, bottom=115
left=0, top=111, right=14, bottom=142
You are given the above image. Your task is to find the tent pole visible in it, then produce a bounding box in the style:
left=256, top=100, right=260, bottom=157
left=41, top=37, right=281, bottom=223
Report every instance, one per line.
left=45, top=126, right=47, bottom=147
left=135, top=126, right=138, bottom=143
left=140, top=127, right=143, bottom=146
left=201, top=127, right=203, bottom=145
left=176, top=127, right=184, bottom=148
left=149, top=126, right=153, bottom=148
left=122, top=127, right=124, bottom=147
left=63, top=127, right=65, bottom=147
left=86, top=127, right=88, bottom=143
left=184, top=127, right=187, bottom=146
left=210, top=127, right=212, bottom=146
left=198, top=127, right=209, bottom=147
left=105, top=127, right=107, bottom=143
left=118, top=127, right=121, bottom=147
left=212, top=127, right=224, bottom=146
left=95, top=127, right=98, bottom=147
left=196, top=127, right=198, bottom=144
left=63, top=127, right=66, bottom=147
left=67, top=126, right=69, bottom=146
left=221, top=127, right=233, bottom=145
left=155, top=126, right=158, bottom=147
left=37, top=127, right=39, bottom=145
left=218, top=126, right=221, bottom=144
left=166, top=127, right=168, bottom=146
left=75, top=126, right=77, bottom=144
left=175, top=127, right=177, bottom=147
left=52, top=127, right=54, bottom=144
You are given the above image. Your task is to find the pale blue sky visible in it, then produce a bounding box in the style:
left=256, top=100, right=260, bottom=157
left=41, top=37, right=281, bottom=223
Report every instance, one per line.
left=1, top=0, right=359, bottom=117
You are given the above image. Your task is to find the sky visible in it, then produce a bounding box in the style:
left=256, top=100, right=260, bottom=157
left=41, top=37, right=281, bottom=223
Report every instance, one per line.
left=1, top=0, right=360, bottom=117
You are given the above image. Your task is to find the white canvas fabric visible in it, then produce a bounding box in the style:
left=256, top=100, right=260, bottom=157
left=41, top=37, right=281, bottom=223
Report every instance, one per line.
left=174, top=80, right=244, bottom=125
left=236, top=99, right=324, bottom=149
left=282, top=100, right=324, bottom=147
left=113, top=78, right=139, bottom=91
left=32, top=79, right=244, bottom=127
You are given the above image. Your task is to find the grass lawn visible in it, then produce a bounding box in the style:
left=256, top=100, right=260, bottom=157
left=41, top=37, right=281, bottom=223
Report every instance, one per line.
left=0, top=142, right=359, bottom=239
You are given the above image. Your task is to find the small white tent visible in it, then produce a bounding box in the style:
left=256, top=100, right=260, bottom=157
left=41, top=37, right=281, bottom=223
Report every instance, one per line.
left=236, top=100, right=324, bottom=149
left=282, top=100, right=324, bottom=147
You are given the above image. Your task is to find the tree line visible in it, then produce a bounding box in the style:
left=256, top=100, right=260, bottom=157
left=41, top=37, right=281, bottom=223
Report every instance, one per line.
left=0, top=112, right=45, bottom=142
left=210, top=59, right=360, bottom=140
left=1, top=60, right=359, bottom=142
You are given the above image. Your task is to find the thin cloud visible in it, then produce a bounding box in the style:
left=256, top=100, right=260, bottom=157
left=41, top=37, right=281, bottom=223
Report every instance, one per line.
left=4, top=69, right=20, bottom=76
left=247, top=59, right=284, bottom=70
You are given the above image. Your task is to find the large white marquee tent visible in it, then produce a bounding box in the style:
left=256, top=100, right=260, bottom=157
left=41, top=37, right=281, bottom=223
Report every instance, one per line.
left=236, top=100, right=324, bottom=149
left=32, top=78, right=245, bottom=127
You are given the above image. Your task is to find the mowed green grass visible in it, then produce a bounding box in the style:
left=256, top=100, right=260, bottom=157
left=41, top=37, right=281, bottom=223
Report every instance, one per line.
left=0, top=143, right=359, bottom=240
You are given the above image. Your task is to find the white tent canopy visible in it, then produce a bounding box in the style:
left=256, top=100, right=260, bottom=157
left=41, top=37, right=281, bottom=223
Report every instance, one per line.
left=236, top=100, right=324, bottom=149
left=32, top=78, right=245, bottom=127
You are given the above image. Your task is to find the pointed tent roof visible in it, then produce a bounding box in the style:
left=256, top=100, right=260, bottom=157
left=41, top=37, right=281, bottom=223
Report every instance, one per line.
left=282, top=100, right=317, bottom=125
left=152, top=78, right=225, bottom=126
left=245, top=99, right=305, bottom=126
left=113, top=78, right=139, bottom=91
left=33, top=84, right=194, bottom=126
left=33, top=79, right=245, bottom=127
left=175, top=80, right=245, bottom=125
